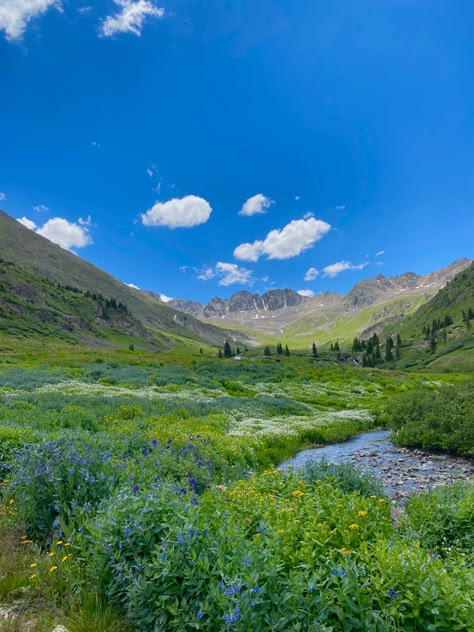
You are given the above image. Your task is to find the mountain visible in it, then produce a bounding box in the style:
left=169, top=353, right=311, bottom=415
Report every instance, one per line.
left=389, top=262, right=474, bottom=372
left=0, top=211, right=251, bottom=349
left=168, top=259, right=472, bottom=348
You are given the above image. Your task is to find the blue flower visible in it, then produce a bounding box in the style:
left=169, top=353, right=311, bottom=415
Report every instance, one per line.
left=388, top=588, right=398, bottom=599
left=197, top=610, right=204, bottom=620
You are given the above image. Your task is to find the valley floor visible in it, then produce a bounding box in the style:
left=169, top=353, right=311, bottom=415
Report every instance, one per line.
left=0, top=347, right=472, bottom=630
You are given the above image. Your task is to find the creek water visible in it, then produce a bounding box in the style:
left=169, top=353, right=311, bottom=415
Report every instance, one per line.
left=281, top=430, right=473, bottom=501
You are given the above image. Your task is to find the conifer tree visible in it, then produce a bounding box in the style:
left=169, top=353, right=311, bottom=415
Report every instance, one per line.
left=334, top=341, right=340, bottom=351
left=312, top=342, right=318, bottom=358
left=223, top=340, right=232, bottom=358
left=218, top=349, right=223, bottom=358
left=385, top=339, right=393, bottom=361
left=284, top=344, right=290, bottom=356
left=263, top=345, right=272, bottom=356
left=396, top=333, right=402, bottom=347
left=430, top=334, right=437, bottom=353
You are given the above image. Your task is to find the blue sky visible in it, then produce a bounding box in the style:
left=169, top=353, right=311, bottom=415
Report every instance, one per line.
left=1, top=0, right=473, bottom=302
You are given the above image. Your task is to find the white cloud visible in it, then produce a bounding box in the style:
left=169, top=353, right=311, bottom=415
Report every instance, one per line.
left=376, top=250, right=385, bottom=256
left=323, top=260, right=368, bottom=278
left=0, top=192, right=6, bottom=201
left=239, top=193, right=273, bottom=216
left=234, top=217, right=331, bottom=262
left=198, top=262, right=253, bottom=287
left=335, top=205, right=346, bottom=210
left=160, top=293, right=172, bottom=302
left=78, top=5, right=92, bottom=14
left=304, top=267, right=319, bottom=281
left=36, top=217, right=93, bottom=251
left=0, top=0, right=60, bottom=41
left=17, top=217, right=37, bottom=230
left=297, top=289, right=314, bottom=297
left=91, top=141, right=102, bottom=149
left=126, top=282, right=140, bottom=289
left=142, top=195, right=212, bottom=228
left=294, top=195, right=301, bottom=201
left=100, top=0, right=164, bottom=37
left=33, top=204, right=49, bottom=212
left=146, top=168, right=153, bottom=178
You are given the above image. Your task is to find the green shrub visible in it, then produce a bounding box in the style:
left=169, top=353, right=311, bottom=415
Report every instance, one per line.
left=385, top=382, right=474, bottom=455
left=401, top=482, right=474, bottom=557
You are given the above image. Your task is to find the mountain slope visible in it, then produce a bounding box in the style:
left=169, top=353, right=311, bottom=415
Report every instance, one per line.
left=0, top=211, right=249, bottom=348
left=390, top=262, right=474, bottom=371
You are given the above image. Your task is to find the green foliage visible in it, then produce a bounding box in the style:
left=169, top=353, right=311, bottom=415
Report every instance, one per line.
left=300, top=461, right=385, bottom=498
left=385, top=382, right=474, bottom=456
left=401, top=482, right=474, bottom=557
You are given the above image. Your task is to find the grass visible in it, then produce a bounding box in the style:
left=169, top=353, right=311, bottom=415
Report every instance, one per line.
left=0, top=346, right=473, bottom=630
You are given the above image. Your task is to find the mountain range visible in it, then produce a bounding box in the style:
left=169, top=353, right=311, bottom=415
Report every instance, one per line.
left=0, top=209, right=472, bottom=355
left=168, top=259, right=472, bottom=347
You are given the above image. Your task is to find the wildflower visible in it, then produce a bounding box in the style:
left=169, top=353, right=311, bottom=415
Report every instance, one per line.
left=292, top=490, right=304, bottom=497
left=64, top=543, right=71, bottom=547
left=197, top=611, right=204, bottom=620
left=49, top=565, right=58, bottom=573
left=316, top=523, right=324, bottom=528
left=9, top=499, right=14, bottom=505
left=358, top=511, right=367, bottom=517
left=277, top=529, right=284, bottom=535
left=56, top=540, right=63, bottom=545
left=48, top=552, right=55, bottom=557
left=30, top=562, right=38, bottom=568
left=370, top=495, right=376, bottom=499
left=348, top=523, right=359, bottom=530
left=61, top=555, right=69, bottom=562
left=388, top=588, right=398, bottom=599
left=29, top=573, right=37, bottom=580
left=378, top=498, right=385, bottom=503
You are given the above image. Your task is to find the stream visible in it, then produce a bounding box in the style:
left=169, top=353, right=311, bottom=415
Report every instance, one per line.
left=281, top=430, right=473, bottom=501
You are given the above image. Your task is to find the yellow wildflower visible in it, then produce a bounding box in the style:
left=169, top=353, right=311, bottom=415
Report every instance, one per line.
left=370, top=495, right=376, bottom=499
left=56, top=540, right=63, bottom=545
left=49, top=566, right=58, bottom=573
left=29, top=573, right=37, bottom=580
left=48, top=552, right=55, bottom=557
left=61, top=555, right=69, bottom=562
left=64, top=543, right=71, bottom=547
left=316, top=523, right=324, bottom=528
left=9, top=499, right=14, bottom=505
left=277, top=529, right=284, bottom=535
left=379, top=498, right=385, bottom=503
left=348, top=523, right=359, bottom=530
left=358, top=511, right=367, bottom=517
left=30, top=562, right=38, bottom=568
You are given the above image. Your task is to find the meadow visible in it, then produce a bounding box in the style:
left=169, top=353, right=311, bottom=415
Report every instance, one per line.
left=0, top=349, right=473, bottom=630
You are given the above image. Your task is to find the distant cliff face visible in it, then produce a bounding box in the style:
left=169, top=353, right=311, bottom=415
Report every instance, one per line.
left=169, top=288, right=304, bottom=318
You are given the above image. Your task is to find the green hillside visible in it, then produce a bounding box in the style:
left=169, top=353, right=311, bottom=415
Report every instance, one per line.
left=390, top=263, right=474, bottom=371
left=0, top=211, right=248, bottom=349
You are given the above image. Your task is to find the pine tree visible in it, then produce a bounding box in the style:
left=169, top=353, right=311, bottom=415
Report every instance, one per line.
left=442, top=328, right=447, bottom=344
left=385, top=339, right=393, bottom=361
left=312, top=342, right=318, bottom=358
left=395, top=346, right=400, bottom=360
left=263, top=345, right=272, bottom=356
left=284, top=344, right=290, bottom=356
left=430, top=334, right=437, bottom=353
left=396, top=333, right=402, bottom=347
left=276, top=342, right=283, bottom=355
left=468, top=307, right=474, bottom=320
left=218, top=349, right=223, bottom=358
left=387, top=336, right=394, bottom=349
left=334, top=341, right=340, bottom=351
left=330, top=343, right=334, bottom=351
left=200, top=347, right=203, bottom=354
left=223, top=340, right=232, bottom=358
left=236, top=347, right=241, bottom=355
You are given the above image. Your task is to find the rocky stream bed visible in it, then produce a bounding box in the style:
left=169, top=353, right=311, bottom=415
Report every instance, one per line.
left=282, top=429, right=474, bottom=502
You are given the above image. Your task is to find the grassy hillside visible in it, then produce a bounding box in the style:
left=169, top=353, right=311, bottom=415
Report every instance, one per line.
left=390, top=263, right=474, bottom=372
left=0, top=211, right=248, bottom=348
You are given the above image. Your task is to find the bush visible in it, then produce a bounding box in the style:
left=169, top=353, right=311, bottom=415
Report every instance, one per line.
left=401, top=482, right=474, bottom=557
left=300, top=461, right=386, bottom=498
left=385, top=382, right=474, bottom=455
